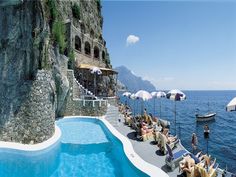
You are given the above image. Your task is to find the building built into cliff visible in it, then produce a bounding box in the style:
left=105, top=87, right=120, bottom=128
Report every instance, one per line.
left=66, top=0, right=118, bottom=98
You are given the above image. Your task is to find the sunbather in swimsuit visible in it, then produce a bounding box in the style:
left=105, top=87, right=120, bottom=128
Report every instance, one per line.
left=181, top=156, right=195, bottom=174
left=163, top=128, right=177, bottom=143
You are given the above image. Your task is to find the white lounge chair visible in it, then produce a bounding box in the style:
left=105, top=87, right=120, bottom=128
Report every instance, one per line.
left=165, top=143, right=188, bottom=171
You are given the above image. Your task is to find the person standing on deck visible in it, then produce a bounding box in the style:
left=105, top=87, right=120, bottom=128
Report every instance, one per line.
left=191, top=133, right=198, bottom=154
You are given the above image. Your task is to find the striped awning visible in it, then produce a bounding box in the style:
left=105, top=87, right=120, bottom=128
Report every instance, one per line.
left=77, top=64, right=118, bottom=75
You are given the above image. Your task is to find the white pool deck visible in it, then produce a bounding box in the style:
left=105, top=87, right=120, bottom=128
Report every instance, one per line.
left=104, top=105, right=226, bottom=177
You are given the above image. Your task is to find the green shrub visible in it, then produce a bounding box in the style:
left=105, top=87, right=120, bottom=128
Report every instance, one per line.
left=69, top=50, right=75, bottom=61
left=52, top=21, right=66, bottom=54
left=72, top=3, right=80, bottom=19
left=48, top=0, right=57, bottom=21
left=68, top=50, right=75, bottom=69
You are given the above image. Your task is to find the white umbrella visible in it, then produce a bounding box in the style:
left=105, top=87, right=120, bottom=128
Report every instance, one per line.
left=90, top=66, right=102, bottom=75
left=130, top=93, right=137, bottom=100
left=226, top=97, right=236, bottom=112
left=90, top=66, right=102, bottom=95
left=135, top=90, right=152, bottom=115
left=151, top=91, right=158, bottom=97
left=156, top=91, right=166, bottom=98
left=152, top=91, right=166, bottom=118
left=122, top=92, right=132, bottom=97
left=122, top=91, right=131, bottom=105
left=166, top=89, right=186, bottom=101
left=135, top=90, right=152, bottom=101
left=166, top=89, right=186, bottom=135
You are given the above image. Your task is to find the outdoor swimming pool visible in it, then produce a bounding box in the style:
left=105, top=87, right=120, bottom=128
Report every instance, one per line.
left=0, top=118, right=149, bottom=177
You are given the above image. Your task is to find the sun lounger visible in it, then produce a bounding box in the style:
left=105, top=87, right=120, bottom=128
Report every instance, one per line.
left=165, top=143, right=188, bottom=171
left=159, top=132, right=179, bottom=154
left=124, top=115, right=132, bottom=126
left=131, top=116, right=139, bottom=129
left=153, top=131, right=161, bottom=144
left=148, top=115, right=157, bottom=126
left=131, top=122, right=142, bottom=140
left=195, top=160, right=219, bottom=177
left=141, top=128, right=154, bottom=141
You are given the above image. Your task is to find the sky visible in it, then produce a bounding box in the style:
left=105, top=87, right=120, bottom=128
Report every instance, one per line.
left=101, top=0, right=236, bottom=90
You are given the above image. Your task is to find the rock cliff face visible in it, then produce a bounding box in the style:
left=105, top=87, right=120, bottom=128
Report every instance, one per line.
left=0, top=1, right=55, bottom=144
left=0, top=0, right=89, bottom=144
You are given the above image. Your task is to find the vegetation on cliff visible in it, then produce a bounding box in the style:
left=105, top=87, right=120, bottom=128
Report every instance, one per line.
left=47, top=0, right=66, bottom=54
left=72, top=3, right=80, bottom=19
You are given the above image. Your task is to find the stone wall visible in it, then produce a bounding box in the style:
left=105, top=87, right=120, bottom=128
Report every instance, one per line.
left=0, top=70, right=55, bottom=144
left=63, top=70, right=107, bottom=117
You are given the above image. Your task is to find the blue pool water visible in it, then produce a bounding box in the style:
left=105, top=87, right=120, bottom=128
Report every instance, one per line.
left=0, top=118, right=148, bottom=177
left=122, top=90, right=236, bottom=173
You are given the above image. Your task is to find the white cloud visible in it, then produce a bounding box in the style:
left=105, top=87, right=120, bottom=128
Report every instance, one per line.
left=126, top=35, right=140, bottom=46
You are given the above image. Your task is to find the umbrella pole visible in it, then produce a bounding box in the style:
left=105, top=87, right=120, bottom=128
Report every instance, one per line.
left=154, top=99, right=156, bottom=116
left=93, top=74, right=96, bottom=95
left=160, top=99, right=162, bottom=119
left=174, top=101, right=176, bottom=135
left=207, top=138, right=208, bottom=155
left=133, top=100, right=135, bottom=116
left=141, top=100, right=144, bottom=115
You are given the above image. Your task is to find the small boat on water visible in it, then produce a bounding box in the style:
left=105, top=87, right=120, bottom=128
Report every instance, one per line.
left=196, top=112, right=216, bottom=122
left=196, top=102, right=216, bottom=121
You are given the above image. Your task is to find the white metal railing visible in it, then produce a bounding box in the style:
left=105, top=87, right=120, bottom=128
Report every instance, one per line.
left=73, top=97, right=107, bottom=107
left=73, top=77, right=96, bottom=98
left=72, top=75, right=108, bottom=107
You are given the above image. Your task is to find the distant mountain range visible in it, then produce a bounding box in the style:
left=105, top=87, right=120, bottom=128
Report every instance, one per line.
left=115, top=66, right=156, bottom=92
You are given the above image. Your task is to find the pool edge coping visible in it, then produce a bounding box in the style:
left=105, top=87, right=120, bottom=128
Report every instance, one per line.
left=0, top=125, right=61, bottom=151
left=63, top=116, right=169, bottom=177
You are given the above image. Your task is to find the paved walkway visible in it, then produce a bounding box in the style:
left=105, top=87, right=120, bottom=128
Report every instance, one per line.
left=104, top=105, right=226, bottom=177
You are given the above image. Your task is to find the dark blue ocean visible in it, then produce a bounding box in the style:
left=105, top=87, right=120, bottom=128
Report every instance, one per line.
left=120, top=90, right=236, bottom=173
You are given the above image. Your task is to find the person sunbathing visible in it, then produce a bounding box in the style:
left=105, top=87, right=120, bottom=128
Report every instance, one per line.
left=179, top=155, right=195, bottom=174
left=124, top=113, right=132, bottom=126
left=162, top=128, right=177, bottom=143
left=140, top=121, right=153, bottom=135
left=180, top=151, right=205, bottom=165
left=203, top=156, right=216, bottom=172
